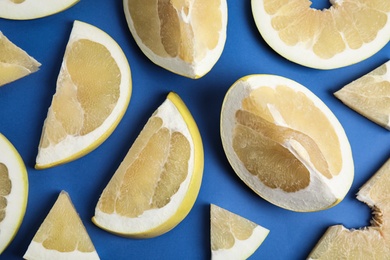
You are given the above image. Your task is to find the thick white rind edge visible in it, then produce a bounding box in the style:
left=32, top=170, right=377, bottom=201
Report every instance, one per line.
left=220, top=75, right=354, bottom=212
left=123, top=0, right=228, bottom=78
left=93, top=98, right=195, bottom=234
left=35, top=20, right=131, bottom=167
left=0, top=134, right=28, bottom=254
left=23, top=241, right=100, bottom=260
left=0, top=0, right=80, bottom=20
left=212, top=225, right=269, bottom=260
left=251, top=0, right=390, bottom=70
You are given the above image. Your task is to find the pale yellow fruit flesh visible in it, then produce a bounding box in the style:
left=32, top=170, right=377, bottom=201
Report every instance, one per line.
left=0, top=163, right=11, bottom=225
left=308, top=159, right=390, bottom=259
left=39, top=39, right=120, bottom=149
left=234, top=85, right=341, bottom=193
left=211, top=205, right=257, bottom=251
left=0, top=134, right=28, bottom=255
left=263, top=0, right=390, bottom=60
left=127, top=0, right=221, bottom=63
left=335, top=61, right=390, bottom=130
left=124, top=0, right=227, bottom=78
left=97, top=116, right=190, bottom=217
left=0, top=32, right=40, bottom=87
left=24, top=191, right=98, bottom=259
left=93, top=92, right=203, bottom=238
left=36, top=21, right=131, bottom=169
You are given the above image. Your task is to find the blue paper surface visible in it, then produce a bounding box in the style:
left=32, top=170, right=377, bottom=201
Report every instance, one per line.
left=0, top=1, right=389, bottom=259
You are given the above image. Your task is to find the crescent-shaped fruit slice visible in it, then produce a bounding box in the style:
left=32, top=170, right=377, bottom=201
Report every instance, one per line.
left=335, top=60, right=390, bottom=130
left=0, top=134, right=28, bottom=254
left=308, top=158, right=390, bottom=259
left=211, top=204, right=269, bottom=260
left=35, top=20, right=132, bottom=169
left=0, top=32, right=40, bottom=87
left=251, top=0, right=390, bottom=69
left=220, top=74, right=354, bottom=212
left=93, top=92, right=204, bottom=238
left=23, top=191, right=100, bottom=260
left=123, top=0, right=228, bottom=79
left=0, top=0, right=80, bottom=20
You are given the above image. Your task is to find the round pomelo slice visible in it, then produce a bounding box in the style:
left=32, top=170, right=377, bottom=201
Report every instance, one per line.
left=123, top=0, right=227, bottom=78
left=35, top=20, right=132, bottom=169
left=93, top=92, right=204, bottom=238
left=220, top=74, right=354, bottom=212
left=23, top=191, right=99, bottom=260
left=334, top=60, right=390, bottom=130
left=0, top=133, right=28, bottom=254
left=0, top=0, right=80, bottom=20
left=211, top=204, right=269, bottom=260
left=0, top=31, right=41, bottom=87
left=251, top=0, right=390, bottom=69
left=308, top=158, right=390, bottom=259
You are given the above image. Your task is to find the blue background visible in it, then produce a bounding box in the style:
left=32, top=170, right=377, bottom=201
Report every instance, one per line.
left=0, top=0, right=389, bottom=259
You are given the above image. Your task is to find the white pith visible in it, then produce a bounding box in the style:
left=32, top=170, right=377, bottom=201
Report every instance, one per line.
left=220, top=75, right=354, bottom=212
left=0, top=0, right=79, bottom=20
left=35, top=20, right=131, bottom=168
left=23, top=241, right=99, bottom=260
left=93, top=98, right=195, bottom=234
left=123, top=0, right=228, bottom=78
left=251, top=0, right=390, bottom=69
left=0, top=134, right=28, bottom=254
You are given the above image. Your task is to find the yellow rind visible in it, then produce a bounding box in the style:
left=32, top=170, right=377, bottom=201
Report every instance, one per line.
left=0, top=133, right=28, bottom=254
left=92, top=92, right=204, bottom=238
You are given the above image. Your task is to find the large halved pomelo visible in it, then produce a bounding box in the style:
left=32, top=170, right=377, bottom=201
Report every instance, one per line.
left=251, top=0, right=390, bottom=69
left=220, top=74, right=354, bottom=212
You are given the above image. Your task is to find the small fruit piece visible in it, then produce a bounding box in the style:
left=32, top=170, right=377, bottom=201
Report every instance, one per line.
left=0, top=0, right=80, bottom=20
left=308, top=158, right=390, bottom=259
left=93, top=92, right=204, bottom=238
left=35, top=20, right=132, bottom=169
left=24, top=191, right=100, bottom=259
left=0, top=133, right=28, bottom=254
left=220, top=74, right=354, bottom=212
left=251, top=0, right=390, bottom=69
left=0, top=32, right=40, bottom=87
left=211, top=204, right=269, bottom=260
left=335, top=60, right=390, bottom=130
left=123, top=0, right=228, bottom=78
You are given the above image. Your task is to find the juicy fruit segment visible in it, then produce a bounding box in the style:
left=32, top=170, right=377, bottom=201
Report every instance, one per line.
left=308, top=158, right=390, bottom=259
left=0, top=0, right=80, bottom=20
left=93, top=92, right=204, bottom=238
left=123, top=0, right=227, bottom=78
left=35, top=20, right=132, bottom=169
left=335, top=60, right=390, bottom=130
left=220, top=75, right=354, bottom=212
left=252, top=0, right=390, bottom=69
left=0, top=134, right=28, bottom=254
left=0, top=32, right=40, bottom=87
left=24, top=191, right=99, bottom=259
left=211, top=204, right=269, bottom=260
